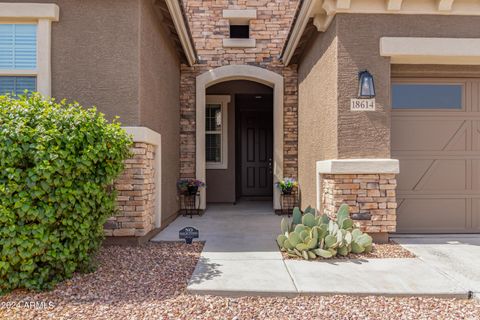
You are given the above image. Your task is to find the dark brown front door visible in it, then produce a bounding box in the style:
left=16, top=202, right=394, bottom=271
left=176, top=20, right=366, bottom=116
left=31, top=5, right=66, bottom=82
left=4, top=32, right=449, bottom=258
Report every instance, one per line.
left=238, top=96, right=273, bottom=197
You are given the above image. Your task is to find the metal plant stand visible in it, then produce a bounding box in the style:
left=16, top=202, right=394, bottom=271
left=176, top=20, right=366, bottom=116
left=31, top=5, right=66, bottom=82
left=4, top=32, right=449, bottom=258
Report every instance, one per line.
left=180, top=192, right=201, bottom=218
left=279, top=190, right=299, bottom=216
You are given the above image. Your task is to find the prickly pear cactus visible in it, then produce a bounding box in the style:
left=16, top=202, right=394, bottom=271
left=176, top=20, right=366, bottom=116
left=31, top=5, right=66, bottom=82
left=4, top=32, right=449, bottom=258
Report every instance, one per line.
left=277, top=234, right=287, bottom=248
left=304, top=206, right=316, bottom=215
left=302, top=213, right=316, bottom=228
left=292, top=207, right=302, bottom=225
left=276, top=203, right=374, bottom=260
left=281, top=218, right=291, bottom=234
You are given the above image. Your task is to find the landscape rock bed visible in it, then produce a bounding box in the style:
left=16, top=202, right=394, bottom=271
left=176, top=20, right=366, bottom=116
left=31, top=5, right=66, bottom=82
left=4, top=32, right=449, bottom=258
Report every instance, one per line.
left=281, top=240, right=416, bottom=260
left=1, top=242, right=478, bottom=320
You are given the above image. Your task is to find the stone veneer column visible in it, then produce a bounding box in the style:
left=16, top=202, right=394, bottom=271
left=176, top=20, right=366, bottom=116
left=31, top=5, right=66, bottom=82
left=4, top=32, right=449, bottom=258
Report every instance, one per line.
left=104, top=127, right=161, bottom=238
left=317, top=159, right=399, bottom=242
left=179, top=0, right=300, bottom=181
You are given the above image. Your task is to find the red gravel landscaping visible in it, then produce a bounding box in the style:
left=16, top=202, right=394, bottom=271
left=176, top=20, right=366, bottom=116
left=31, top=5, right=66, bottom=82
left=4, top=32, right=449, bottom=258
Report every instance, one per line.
left=1, top=242, right=478, bottom=320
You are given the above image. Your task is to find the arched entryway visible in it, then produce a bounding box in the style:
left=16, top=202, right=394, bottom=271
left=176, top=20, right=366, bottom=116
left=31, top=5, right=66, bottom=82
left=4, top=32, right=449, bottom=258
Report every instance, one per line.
left=196, top=65, right=284, bottom=209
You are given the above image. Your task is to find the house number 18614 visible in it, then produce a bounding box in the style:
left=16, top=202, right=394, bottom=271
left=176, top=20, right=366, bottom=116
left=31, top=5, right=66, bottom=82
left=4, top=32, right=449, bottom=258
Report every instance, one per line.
left=350, top=98, right=376, bottom=111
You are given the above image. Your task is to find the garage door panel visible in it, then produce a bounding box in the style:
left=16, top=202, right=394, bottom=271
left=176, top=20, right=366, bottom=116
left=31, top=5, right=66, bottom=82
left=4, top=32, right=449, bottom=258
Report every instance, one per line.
left=471, top=81, right=480, bottom=112
left=393, top=78, right=479, bottom=233
left=397, top=159, right=434, bottom=191
left=398, top=159, right=467, bottom=192
left=474, top=199, right=480, bottom=231
left=474, top=121, right=480, bottom=151
left=392, top=119, right=465, bottom=151
left=415, top=160, right=467, bottom=191
left=397, top=198, right=468, bottom=233
left=445, top=125, right=467, bottom=151
left=473, top=160, right=480, bottom=190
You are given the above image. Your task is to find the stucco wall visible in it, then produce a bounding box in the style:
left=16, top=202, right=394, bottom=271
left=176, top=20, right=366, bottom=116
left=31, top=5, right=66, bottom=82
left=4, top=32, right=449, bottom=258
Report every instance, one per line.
left=298, top=13, right=480, bottom=207
left=334, top=13, right=480, bottom=159
left=139, top=0, right=181, bottom=224
left=205, top=80, right=273, bottom=203
left=3, top=0, right=183, bottom=226
left=0, top=0, right=141, bottom=124
left=298, top=21, right=338, bottom=208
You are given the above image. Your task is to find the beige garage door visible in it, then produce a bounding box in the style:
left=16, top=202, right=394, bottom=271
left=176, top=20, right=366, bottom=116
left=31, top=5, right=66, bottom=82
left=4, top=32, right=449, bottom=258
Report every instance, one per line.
left=392, top=79, right=480, bottom=233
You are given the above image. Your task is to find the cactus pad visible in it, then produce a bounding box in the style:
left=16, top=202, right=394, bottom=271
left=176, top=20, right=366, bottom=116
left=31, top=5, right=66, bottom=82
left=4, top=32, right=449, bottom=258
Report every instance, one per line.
left=302, top=213, right=316, bottom=227
left=292, top=207, right=302, bottom=225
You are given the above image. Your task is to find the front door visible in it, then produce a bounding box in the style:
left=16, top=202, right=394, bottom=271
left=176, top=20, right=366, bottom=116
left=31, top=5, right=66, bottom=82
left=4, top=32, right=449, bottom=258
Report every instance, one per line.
left=238, top=95, right=273, bottom=197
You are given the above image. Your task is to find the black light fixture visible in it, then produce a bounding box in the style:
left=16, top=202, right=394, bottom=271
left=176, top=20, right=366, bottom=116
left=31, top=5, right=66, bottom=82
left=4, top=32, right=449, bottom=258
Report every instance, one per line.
left=358, top=70, right=376, bottom=98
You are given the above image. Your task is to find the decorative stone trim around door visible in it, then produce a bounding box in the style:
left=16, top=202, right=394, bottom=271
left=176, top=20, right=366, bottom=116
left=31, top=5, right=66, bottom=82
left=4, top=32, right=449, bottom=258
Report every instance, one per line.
left=104, top=127, right=161, bottom=238
left=196, top=65, right=284, bottom=209
left=316, top=159, right=400, bottom=242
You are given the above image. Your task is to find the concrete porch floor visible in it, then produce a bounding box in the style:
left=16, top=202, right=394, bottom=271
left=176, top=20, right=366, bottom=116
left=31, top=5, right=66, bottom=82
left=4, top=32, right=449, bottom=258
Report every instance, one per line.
left=151, top=202, right=475, bottom=298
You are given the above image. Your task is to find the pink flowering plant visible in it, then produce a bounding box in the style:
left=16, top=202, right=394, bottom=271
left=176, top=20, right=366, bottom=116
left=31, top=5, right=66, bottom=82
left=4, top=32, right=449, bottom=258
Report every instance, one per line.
left=177, top=178, right=206, bottom=195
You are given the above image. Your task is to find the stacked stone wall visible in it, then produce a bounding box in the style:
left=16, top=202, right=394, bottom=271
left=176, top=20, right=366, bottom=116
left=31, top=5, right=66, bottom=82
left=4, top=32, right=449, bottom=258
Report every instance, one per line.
left=322, top=174, right=397, bottom=234
left=105, top=143, right=156, bottom=237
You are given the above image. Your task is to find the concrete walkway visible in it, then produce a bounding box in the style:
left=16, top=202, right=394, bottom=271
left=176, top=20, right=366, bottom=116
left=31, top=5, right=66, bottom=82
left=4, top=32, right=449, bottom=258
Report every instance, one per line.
left=392, top=234, right=480, bottom=299
left=152, top=202, right=472, bottom=298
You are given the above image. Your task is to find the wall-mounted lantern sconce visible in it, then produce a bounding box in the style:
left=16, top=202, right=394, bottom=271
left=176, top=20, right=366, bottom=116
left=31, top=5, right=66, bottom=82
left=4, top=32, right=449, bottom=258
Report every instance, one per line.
left=358, top=70, right=375, bottom=99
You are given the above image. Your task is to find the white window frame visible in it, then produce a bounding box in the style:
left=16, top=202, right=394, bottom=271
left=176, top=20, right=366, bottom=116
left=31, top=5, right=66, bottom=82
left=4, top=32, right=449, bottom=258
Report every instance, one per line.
left=0, top=3, right=60, bottom=97
left=206, top=95, right=230, bottom=170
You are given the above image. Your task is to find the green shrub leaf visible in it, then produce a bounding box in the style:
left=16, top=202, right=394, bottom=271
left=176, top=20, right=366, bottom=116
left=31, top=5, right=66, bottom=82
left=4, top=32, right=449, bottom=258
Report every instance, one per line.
left=0, top=93, right=132, bottom=294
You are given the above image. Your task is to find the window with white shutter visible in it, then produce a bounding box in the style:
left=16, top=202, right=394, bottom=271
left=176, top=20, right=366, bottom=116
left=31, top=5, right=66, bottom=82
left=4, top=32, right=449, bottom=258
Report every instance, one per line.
left=0, top=24, right=37, bottom=96
left=0, top=3, right=59, bottom=97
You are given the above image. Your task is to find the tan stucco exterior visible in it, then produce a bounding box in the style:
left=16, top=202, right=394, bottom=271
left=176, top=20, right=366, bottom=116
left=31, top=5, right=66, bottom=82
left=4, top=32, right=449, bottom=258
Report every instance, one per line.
left=297, top=13, right=480, bottom=208
left=298, top=21, right=338, bottom=208
left=5, top=0, right=480, bottom=236
left=139, top=0, right=181, bottom=224
left=336, top=13, right=480, bottom=156
left=0, top=0, right=142, bottom=123
left=1, top=0, right=183, bottom=226
left=335, top=13, right=480, bottom=160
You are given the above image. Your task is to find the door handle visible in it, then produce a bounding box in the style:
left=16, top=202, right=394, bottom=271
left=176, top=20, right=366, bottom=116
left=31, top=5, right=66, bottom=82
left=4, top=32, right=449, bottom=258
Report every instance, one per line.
left=268, top=158, right=273, bottom=173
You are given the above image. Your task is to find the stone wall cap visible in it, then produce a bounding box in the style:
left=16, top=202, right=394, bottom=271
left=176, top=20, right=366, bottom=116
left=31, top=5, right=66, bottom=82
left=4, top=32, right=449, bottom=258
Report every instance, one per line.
left=0, top=3, right=60, bottom=21
left=222, top=9, right=257, bottom=24
left=123, top=127, right=161, bottom=146
left=316, top=159, right=400, bottom=174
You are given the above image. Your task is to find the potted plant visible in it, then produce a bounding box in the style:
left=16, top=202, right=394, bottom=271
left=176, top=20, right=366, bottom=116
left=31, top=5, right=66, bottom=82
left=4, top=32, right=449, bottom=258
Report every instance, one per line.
left=276, top=178, right=298, bottom=195
left=177, top=178, right=206, bottom=195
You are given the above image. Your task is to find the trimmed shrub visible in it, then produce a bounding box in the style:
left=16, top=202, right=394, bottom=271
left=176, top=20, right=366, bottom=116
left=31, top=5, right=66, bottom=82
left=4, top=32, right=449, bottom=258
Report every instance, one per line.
left=0, top=93, right=132, bottom=294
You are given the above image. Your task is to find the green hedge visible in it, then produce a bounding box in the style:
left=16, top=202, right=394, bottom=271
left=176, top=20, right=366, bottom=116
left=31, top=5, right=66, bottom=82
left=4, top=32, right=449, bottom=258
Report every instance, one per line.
left=0, top=93, right=132, bottom=294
